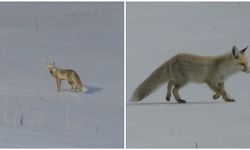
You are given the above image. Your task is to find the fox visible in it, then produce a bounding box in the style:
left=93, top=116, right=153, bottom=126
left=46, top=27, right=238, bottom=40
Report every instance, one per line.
left=47, top=62, right=87, bottom=92
left=131, top=46, right=250, bottom=103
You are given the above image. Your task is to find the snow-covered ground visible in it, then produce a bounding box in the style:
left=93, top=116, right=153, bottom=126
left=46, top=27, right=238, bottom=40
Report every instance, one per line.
left=0, top=2, right=123, bottom=148
left=127, top=2, right=250, bottom=148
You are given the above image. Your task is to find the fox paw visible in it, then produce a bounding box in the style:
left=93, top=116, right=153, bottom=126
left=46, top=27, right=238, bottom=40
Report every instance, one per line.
left=177, top=99, right=186, bottom=103
left=213, top=94, right=220, bottom=100
left=166, top=96, right=171, bottom=101
left=225, top=99, right=235, bottom=102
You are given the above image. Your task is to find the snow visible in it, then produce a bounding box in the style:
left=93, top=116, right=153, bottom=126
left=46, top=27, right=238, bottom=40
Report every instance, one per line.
left=127, top=2, right=250, bottom=148
left=0, top=2, right=123, bottom=148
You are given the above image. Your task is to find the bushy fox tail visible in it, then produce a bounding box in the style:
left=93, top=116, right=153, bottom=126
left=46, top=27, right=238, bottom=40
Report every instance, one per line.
left=73, top=71, right=87, bottom=92
left=130, top=61, right=170, bottom=102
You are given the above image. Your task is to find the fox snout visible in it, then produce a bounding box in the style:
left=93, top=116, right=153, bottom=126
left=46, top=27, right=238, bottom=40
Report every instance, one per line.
left=49, top=70, right=53, bottom=75
left=242, top=65, right=250, bottom=73
left=238, top=60, right=249, bottom=73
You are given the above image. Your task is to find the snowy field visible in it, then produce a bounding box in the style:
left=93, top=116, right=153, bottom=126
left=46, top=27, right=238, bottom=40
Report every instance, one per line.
left=127, top=2, right=250, bottom=148
left=0, top=2, right=123, bottom=148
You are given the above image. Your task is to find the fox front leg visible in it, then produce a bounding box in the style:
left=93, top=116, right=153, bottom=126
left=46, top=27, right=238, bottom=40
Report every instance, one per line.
left=166, top=80, right=174, bottom=101
left=58, top=79, right=62, bottom=92
left=56, top=78, right=60, bottom=92
left=218, top=83, right=235, bottom=102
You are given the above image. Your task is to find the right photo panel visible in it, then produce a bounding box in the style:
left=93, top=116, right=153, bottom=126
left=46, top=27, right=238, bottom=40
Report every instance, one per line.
left=126, top=2, right=250, bottom=148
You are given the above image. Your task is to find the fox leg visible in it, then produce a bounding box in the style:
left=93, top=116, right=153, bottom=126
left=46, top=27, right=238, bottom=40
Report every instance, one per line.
left=77, top=85, right=83, bottom=92
left=56, top=78, right=60, bottom=92
left=68, top=81, right=74, bottom=91
left=166, top=80, right=174, bottom=101
left=72, top=84, right=77, bottom=92
left=218, top=83, right=235, bottom=102
left=74, top=85, right=79, bottom=92
left=74, top=84, right=80, bottom=92
left=206, top=82, right=221, bottom=100
left=74, top=83, right=80, bottom=92
left=172, top=82, right=186, bottom=103
left=58, top=79, right=62, bottom=92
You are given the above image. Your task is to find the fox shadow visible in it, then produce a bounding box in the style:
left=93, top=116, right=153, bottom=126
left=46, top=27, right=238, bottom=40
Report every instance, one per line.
left=127, top=100, right=222, bottom=106
left=85, top=85, right=103, bottom=94
left=60, top=85, right=103, bottom=94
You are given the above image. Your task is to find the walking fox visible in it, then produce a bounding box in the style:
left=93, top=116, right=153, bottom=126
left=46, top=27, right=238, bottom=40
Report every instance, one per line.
left=47, top=62, right=87, bottom=92
left=131, top=46, right=250, bottom=103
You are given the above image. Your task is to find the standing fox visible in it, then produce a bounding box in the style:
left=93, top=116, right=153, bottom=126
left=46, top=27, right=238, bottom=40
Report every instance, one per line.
left=47, top=62, right=87, bottom=92
left=131, top=46, right=250, bottom=103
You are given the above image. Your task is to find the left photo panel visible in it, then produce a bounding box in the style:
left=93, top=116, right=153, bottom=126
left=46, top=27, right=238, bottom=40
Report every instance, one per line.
left=0, top=2, right=124, bottom=148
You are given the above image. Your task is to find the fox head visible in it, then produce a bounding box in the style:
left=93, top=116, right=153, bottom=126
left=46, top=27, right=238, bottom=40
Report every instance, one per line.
left=232, top=46, right=250, bottom=73
left=47, top=62, right=56, bottom=75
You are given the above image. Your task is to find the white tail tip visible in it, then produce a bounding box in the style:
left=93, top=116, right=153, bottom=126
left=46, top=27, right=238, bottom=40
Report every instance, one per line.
left=129, top=94, right=141, bottom=102
left=82, top=86, right=88, bottom=93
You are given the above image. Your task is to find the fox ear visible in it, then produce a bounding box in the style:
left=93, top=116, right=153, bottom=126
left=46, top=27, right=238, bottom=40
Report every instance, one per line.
left=240, top=46, right=248, bottom=54
left=232, top=46, right=239, bottom=59
left=53, top=62, right=55, bottom=65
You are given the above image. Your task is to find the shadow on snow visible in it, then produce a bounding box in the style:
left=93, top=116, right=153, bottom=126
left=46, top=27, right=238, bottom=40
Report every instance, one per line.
left=127, top=100, right=224, bottom=106
left=85, top=85, right=103, bottom=94
left=59, top=85, right=103, bottom=94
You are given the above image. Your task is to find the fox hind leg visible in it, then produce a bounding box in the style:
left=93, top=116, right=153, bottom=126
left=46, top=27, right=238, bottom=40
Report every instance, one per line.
left=172, top=82, right=187, bottom=103
left=78, top=85, right=83, bottom=92
left=166, top=80, right=174, bottom=101
left=72, top=84, right=77, bottom=92
left=74, top=86, right=80, bottom=92
left=68, top=81, right=74, bottom=92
